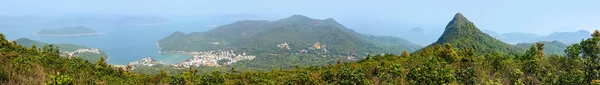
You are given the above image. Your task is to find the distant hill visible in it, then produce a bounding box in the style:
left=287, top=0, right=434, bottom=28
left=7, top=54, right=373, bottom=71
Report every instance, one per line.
left=499, top=32, right=539, bottom=44
left=158, top=15, right=421, bottom=68
left=410, top=27, right=424, bottom=32
left=400, top=27, right=431, bottom=46
left=535, top=30, right=591, bottom=44
left=417, top=13, right=524, bottom=54
left=482, top=30, right=501, bottom=38
left=45, top=15, right=170, bottom=26
left=36, top=26, right=104, bottom=36
left=159, top=15, right=421, bottom=55
left=516, top=41, right=568, bottom=55
left=485, top=30, right=590, bottom=44
left=13, top=38, right=109, bottom=62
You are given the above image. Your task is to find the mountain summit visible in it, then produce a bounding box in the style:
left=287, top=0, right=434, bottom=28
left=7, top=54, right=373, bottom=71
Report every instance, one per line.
left=428, top=13, right=523, bottom=54
left=446, top=13, right=467, bottom=28
left=286, top=15, right=312, bottom=20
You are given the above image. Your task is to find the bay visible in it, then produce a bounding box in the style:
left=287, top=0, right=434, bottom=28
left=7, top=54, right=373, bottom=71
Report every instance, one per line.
left=0, top=18, right=224, bottom=64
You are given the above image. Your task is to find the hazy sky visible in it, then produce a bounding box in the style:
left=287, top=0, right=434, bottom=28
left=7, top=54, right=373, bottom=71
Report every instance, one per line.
left=1, top=0, right=599, bottom=35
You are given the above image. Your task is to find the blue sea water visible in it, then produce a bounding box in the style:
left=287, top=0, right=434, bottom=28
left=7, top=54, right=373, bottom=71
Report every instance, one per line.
left=0, top=18, right=227, bottom=64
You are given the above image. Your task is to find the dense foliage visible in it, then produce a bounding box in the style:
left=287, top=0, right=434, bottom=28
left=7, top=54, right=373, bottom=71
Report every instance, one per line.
left=517, top=41, right=568, bottom=55
left=0, top=34, right=139, bottom=84
left=425, top=13, right=524, bottom=54
left=14, top=38, right=109, bottom=62
left=158, top=15, right=421, bottom=56
left=4, top=31, right=600, bottom=84
left=155, top=15, right=423, bottom=72
left=4, top=13, right=600, bottom=84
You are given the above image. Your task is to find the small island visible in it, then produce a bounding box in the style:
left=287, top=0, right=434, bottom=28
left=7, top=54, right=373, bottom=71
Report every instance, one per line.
left=36, top=26, right=105, bottom=36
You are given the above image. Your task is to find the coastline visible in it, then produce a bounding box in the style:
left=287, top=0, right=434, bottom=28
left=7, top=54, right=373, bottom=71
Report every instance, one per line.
left=156, top=42, right=162, bottom=53
left=156, top=41, right=202, bottom=55
left=35, top=32, right=106, bottom=37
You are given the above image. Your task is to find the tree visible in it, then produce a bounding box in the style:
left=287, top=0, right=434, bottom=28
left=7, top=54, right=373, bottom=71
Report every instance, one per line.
left=45, top=72, right=74, bottom=85
left=455, top=67, right=476, bottom=84
left=199, top=71, right=225, bottom=85
left=390, top=64, right=405, bottom=77
left=95, top=56, right=107, bottom=69
left=439, top=44, right=459, bottom=64
left=401, top=50, right=410, bottom=58
left=565, top=43, right=582, bottom=59
left=407, top=58, right=455, bottom=84
left=535, top=42, right=545, bottom=58
left=563, top=30, right=600, bottom=83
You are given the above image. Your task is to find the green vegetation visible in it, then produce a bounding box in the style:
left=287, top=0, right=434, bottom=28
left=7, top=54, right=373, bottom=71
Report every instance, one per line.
left=0, top=34, right=138, bottom=84
left=420, top=13, right=524, bottom=54
left=5, top=31, right=600, bottom=84
left=36, top=26, right=100, bottom=36
left=3, top=13, right=600, bottom=84
left=517, top=41, right=568, bottom=55
left=158, top=15, right=421, bottom=56
left=157, top=15, right=422, bottom=71
left=14, top=38, right=109, bottom=62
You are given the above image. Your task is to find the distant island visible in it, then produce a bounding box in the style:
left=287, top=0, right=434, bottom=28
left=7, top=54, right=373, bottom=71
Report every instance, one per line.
left=45, top=15, right=171, bottom=26
left=36, top=26, right=105, bottom=36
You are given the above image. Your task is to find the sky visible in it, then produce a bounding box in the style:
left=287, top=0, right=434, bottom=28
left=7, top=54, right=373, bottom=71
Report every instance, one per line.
left=1, top=0, right=599, bottom=35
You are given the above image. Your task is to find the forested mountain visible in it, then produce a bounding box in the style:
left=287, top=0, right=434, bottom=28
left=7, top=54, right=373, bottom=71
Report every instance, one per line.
left=418, top=13, right=524, bottom=54
left=4, top=30, right=600, bottom=84
left=156, top=15, right=422, bottom=70
left=13, top=38, right=108, bottom=62
left=516, top=41, right=568, bottom=55
left=159, top=15, right=420, bottom=55
left=5, top=14, right=600, bottom=84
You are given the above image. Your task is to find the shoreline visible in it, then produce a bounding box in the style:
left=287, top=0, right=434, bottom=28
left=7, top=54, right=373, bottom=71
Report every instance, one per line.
left=35, top=32, right=107, bottom=37
left=156, top=42, right=202, bottom=55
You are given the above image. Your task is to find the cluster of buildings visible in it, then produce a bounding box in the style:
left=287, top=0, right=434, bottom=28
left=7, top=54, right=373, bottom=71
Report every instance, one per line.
left=128, top=50, right=256, bottom=69
left=64, top=48, right=102, bottom=57
left=175, top=50, right=255, bottom=67
left=127, top=57, right=165, bottom=70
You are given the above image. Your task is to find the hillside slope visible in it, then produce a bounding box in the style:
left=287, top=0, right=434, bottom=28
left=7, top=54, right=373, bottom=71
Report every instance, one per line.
left=516, top=41, right=568, bottom=55
left=158, top=15, right=421, bottom=57
left=418, top=13, right=524, bottom=54
left=13, top=38, right=109, bottom=62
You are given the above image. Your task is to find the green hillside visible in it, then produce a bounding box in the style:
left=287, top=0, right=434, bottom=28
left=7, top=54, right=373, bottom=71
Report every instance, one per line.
left=4, top=31, right=600, bottom=84
left=418, top=13, right=524, bottom=55
left=13, top=38, right=109, bottom=62
left=517, top=41, right=568, bottom=55
left=157, top=15, right=421, bottom=70
left=0, top=34, right=139, bottom=84
left=159, top=15, right=421, bottom=56
left=4, top=14, right=600, bottom=84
